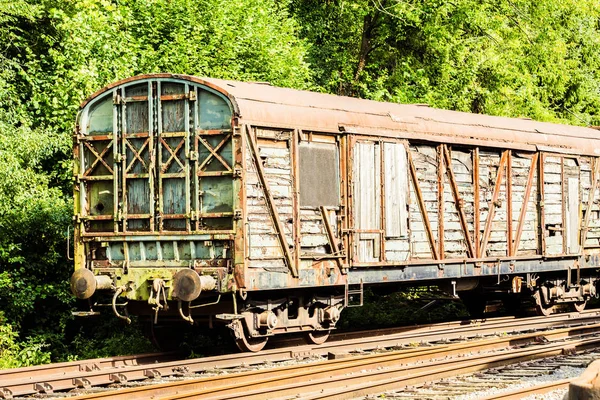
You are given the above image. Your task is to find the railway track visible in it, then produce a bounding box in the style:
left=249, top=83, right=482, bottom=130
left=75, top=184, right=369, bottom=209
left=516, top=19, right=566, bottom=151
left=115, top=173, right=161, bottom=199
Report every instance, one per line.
left=62, top=321, right=600, bottom=399
left=2, top=310, right=600, bottom=399
left=372, top=352, right=593, bottom=399
left=0, top=352, right=179, bottom=398
left=479, top=379, right=573, bottom=400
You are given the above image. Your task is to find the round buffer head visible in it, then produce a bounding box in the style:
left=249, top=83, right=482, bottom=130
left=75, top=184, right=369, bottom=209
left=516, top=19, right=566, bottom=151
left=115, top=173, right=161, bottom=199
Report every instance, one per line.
left=172, top=269, right=202, bottom=302
left=70, top=268, right=97, bottom=299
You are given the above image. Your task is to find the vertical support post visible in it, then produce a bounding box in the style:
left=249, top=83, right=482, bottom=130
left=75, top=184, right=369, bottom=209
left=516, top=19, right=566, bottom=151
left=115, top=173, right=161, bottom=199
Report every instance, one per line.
left=348, top=135, right=357, bottom=264
left=120, top=87, right=127, bottom=233
left=184, top=83, right=191, bottom=232
left=581, top=158, right=600, bottom=247
left=113, top=88, right=120, bottom=234
left=192, top=86, right=200, bottom=232
left=292, top=129, right=301, bottom=272
left=148, top=81, right=155, bottom=232
left=473, top=147, right=480, bottom=258
left=538, top=152, right=546, bottom=255
left=379, top=141, right=386, bottom=261
left=233, top=123, right=247, bottom=288
left=561, top=156, right=567, bottom=255
left=157, top=81, right=164, bottom=232
left=437, top=145, right=445, bottom=259
left=339, top=133, right=349, bottom=273
left=506, top=150, right=513, bottom=256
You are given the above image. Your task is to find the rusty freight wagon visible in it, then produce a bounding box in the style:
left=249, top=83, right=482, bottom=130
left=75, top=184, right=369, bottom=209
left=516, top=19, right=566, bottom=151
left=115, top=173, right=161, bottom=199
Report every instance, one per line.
left=71, top=73, right=600, bottom=351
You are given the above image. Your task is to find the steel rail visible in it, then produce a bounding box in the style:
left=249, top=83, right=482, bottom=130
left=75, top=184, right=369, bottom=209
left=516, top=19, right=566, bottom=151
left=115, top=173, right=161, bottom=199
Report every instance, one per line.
left=327, top=309, right=600, bottom=342
left=285, top=348, right=583, bottom=400
left=477, top=378, right=572, bottom=400
left=319, top=309, right=600, bottom=353
left=0, top=351, right=177, bottom=386
left=2, top=311, right=599, bottom=398
left=66, top=323, right=600, bottom=400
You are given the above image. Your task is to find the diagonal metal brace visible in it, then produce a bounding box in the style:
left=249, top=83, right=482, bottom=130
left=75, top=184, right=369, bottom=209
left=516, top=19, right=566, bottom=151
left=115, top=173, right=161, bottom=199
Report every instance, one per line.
left=246, top=126, right=297, bottom=277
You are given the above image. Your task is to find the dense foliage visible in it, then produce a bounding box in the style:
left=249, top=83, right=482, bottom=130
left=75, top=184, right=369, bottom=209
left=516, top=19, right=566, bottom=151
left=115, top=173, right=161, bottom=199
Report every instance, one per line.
left=289, top=0, right=600, bottom=123
left=1, top=0, right=600, bottom=365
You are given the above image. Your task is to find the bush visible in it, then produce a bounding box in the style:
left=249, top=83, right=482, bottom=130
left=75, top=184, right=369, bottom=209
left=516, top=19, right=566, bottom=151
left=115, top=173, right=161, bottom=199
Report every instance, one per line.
left=0, top=313, right=51, bottom=368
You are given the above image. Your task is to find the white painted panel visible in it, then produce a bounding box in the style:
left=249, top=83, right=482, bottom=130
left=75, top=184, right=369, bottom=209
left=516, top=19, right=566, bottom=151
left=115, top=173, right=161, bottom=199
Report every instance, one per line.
left=353, top=142, right=381, bottom=230
left=357, top=232, right=380, bottom=262
left=353, top=142, right=381, bottom=262
left=567, top=177, right=580, bottom=254
left=383, top=142, right=408, bottom=237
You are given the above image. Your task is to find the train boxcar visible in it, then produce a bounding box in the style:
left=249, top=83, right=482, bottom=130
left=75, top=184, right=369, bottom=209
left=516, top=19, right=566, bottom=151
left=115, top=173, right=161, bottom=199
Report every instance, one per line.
left=71, top=73, right=600, bottom=351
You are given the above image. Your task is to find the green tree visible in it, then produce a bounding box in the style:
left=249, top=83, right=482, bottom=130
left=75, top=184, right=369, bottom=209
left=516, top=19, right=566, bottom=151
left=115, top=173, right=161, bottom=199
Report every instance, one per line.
left=0, top=0, right=312, bottom=363
left=289, top=0, right=600, bottom=124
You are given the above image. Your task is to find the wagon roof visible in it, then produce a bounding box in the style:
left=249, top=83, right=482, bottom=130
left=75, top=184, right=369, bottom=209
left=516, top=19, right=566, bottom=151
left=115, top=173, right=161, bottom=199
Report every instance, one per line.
left=81, top=73, right=600, bottom=155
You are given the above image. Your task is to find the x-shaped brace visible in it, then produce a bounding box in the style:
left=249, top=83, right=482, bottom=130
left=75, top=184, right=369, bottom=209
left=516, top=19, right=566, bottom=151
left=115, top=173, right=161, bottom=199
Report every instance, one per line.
left=125, top=139, right=149, bottom=173
left=83, top=141, right=114, bottom=176
left=198, top=133, right=232, bottom=172
left=160, top=137, right=185, bottom=173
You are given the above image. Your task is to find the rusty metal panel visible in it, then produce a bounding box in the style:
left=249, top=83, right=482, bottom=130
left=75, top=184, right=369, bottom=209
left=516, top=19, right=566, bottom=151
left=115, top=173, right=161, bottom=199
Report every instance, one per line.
left=383, top=142, right=408, bottom=238
left=194, top=88, right=235, bottom=231
left=79, top=94, right=117, bottom=233
left=199, top=90, right=231, bottom=130
left=158, top=81, right=188, bottom=231
left=299, top=142, right=340, bottom=207
left=79, top=77, right=235, bottom=235
left=122, top=82, right=153, bottom=232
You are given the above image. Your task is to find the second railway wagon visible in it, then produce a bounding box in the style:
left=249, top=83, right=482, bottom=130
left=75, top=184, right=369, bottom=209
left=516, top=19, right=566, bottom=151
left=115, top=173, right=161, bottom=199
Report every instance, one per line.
left=71, top=73, right=600, bottom=351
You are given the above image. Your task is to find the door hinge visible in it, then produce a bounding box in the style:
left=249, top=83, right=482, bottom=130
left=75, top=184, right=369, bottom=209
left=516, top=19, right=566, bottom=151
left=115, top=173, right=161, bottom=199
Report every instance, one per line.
left=187, top=90, right=197, bottom=101
left=189, top=151, right=198, bottom=161
left=113, top=94, right=122, bottom=105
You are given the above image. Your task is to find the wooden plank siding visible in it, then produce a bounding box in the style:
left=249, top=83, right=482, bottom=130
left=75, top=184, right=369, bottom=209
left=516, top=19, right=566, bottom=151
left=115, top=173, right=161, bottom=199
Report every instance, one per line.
left=242, top=126, right=598, bottom=274
left=349, top=138, right=595, bottom=267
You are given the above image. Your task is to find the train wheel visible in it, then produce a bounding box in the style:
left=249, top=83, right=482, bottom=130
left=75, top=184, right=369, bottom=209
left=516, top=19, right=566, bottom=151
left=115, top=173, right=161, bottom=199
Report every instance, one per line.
left=571, top=300, right=587, bottom=313
left=534, top=292, right=553, bottom=316
left=305, top=330, right=330, bottom=345
left=234, top=333, right=268, bottom=352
